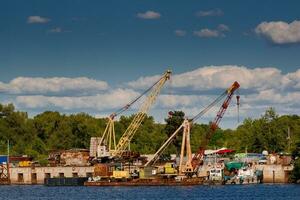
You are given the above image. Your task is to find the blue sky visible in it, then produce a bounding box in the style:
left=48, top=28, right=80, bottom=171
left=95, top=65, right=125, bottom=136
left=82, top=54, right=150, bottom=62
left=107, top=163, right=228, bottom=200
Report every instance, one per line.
left=1, top=0, right=300, bottom=128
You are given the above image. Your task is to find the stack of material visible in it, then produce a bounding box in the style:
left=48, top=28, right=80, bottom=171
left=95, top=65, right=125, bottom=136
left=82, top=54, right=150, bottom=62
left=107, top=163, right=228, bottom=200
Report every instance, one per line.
left=89, top=137, right=101, bottom=157
left=60, top=149, right=90, bottom=166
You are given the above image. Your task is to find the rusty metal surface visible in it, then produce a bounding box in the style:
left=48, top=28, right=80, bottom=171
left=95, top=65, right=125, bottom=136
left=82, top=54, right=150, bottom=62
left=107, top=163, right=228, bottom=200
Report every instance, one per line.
left=0, top=164, right=10, bottom=185
left=85, top=177, right=204, bottom=186
left=60, top=150, right=90, bottom=166
left=94, top=163, right=113, bottom=177
left=48, top=149, right=90, bottom=166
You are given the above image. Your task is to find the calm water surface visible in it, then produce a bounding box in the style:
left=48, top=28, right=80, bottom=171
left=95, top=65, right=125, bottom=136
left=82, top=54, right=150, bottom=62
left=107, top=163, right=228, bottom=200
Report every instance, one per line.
left=0, top=184, right=299, bottom=200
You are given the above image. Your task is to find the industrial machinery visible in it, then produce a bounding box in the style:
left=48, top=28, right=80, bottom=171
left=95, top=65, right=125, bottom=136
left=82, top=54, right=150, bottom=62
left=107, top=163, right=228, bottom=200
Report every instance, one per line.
left=145, top=81, right=240, bottom=177
left=95, top=70, right=171, bottom=159
left=189, top=81, right=240, bottom=175
left=112, top=70, right=171, bottom=157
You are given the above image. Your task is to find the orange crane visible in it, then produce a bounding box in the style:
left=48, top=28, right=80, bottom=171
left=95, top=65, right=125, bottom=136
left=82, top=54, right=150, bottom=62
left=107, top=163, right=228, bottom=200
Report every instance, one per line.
left=144, top=81, right=240, bottom=177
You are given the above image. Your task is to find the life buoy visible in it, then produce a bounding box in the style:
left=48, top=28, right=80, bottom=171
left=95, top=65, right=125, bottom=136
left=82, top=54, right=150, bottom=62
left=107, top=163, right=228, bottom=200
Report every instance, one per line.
left=72, top=167, right=75, bottom=171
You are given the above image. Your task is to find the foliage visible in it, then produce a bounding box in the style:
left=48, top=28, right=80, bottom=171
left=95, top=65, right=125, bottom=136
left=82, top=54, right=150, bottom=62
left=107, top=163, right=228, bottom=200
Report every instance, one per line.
left=290, top=159, right=300, bottom=183
left=0, top=104, right=299, bottom=165
left=164, top=111, right=185, bottom=155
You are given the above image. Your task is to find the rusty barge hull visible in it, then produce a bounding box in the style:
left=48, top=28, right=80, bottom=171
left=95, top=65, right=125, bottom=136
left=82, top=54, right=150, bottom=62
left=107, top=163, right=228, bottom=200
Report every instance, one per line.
left=85, top=178, right=204, bottom=186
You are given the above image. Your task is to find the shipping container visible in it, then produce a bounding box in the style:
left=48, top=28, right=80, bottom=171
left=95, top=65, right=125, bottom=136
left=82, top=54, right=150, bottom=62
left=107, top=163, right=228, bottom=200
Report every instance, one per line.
left=19, top=161, right=32, bottom=167
left=112, top=171, right=130, bottom=179
left=140, top=166, right=157, bottom=179
left=94, top=163, right=114, bottom=177
left=0, top=155, right=8, bottom=164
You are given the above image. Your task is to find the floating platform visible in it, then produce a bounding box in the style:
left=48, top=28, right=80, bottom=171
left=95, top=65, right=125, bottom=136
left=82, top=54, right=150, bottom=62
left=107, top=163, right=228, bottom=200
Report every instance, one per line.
left=0, top=179, right=10, bottom=185
left=44, top=177, right=88, bottom=186
left=85, top=177, right=204, bottom=186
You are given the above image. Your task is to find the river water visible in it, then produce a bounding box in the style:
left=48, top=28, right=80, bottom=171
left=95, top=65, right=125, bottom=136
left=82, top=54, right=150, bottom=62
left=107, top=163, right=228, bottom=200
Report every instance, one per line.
left=0, top=184, right=299, bottom=199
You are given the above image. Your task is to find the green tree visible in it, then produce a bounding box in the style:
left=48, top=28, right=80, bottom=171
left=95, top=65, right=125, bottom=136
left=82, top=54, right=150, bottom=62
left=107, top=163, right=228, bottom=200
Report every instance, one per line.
left=164, top=111, right=185, bottom=155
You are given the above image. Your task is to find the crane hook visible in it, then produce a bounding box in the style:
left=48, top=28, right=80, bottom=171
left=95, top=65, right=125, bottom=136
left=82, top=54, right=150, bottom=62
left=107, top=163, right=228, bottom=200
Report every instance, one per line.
left=236, top=91, right=240, bottom=123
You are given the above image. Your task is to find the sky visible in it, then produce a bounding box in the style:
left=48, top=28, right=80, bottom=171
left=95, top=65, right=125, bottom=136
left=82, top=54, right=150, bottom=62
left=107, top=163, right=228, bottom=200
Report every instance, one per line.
left=0, top=0, right=300, bottom=128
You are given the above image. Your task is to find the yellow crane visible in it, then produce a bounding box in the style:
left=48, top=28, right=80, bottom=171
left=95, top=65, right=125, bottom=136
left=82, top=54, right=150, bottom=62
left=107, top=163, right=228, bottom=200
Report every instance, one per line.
left=96, top=90, right=144, bottom=158
left=111, top=70, right=171, bottom=157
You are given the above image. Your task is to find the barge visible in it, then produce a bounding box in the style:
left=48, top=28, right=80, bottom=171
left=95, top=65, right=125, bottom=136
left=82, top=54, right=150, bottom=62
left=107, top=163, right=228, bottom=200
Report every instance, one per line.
left=85, top=177, right=204, bottom=186
left=45, top=177, right=88, bottom=186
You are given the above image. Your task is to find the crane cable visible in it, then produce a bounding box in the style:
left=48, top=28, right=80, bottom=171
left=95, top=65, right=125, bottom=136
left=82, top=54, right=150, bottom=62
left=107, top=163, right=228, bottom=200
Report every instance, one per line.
left=190, top=91, right=227, bottom=122
left=111, top=75, right=165, bottom=118
left=146, top=89, right=228, bottom=166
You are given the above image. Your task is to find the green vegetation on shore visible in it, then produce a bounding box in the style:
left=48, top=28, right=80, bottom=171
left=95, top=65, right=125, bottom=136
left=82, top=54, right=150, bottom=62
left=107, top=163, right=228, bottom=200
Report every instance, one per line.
left=0, top=103, right=299, bottom=158
left=1, top=103, right=300, bottom=181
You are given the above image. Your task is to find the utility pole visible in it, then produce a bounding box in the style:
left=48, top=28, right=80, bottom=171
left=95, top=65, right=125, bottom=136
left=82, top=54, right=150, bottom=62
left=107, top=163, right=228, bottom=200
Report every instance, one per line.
left=287, top=127, right=291, bottom=153
left=7, top=140, right=10, bottom=184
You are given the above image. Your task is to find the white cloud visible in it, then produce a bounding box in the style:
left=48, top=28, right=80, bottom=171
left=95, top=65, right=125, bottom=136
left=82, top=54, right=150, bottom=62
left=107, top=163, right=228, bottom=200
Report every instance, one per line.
left=27, top=16, right=50, bottom=24
left=2, top=66, right=299, bottom=128
left=125, top=65, right=300, bottom=127
left=48, top=27, right=71, bottom=33
left=128, top=65, right=297, bottom=91
left=137, top=11, right=161, bottom=19
left=194, top=29, right=220, bottom=38
left=196, top=9, right=223, bottom=17
left=16, top=89, right=139, bottom=111
left=49, top=27, right=62, bottom=33
left=157, top=94, right=211, bottom=108
left=255, top=20, right=300, bottom=44
left=246, top=89, right=300, bottom=104
left=0, top=77, right=108, bottom=94
left=218, top=24, right=230, bottom=32
left=194, top=24, right=230, bottom=38
left=127, top=74, right=161, bottom=89
left=286, top=69, right=300, bottom=88
left=174, top=30, right=187, bottom=37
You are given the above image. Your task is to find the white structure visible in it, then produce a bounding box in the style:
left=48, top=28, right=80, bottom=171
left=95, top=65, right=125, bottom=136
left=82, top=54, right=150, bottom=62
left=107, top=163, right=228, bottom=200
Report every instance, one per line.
left=9, top=166, right=94, bottom=184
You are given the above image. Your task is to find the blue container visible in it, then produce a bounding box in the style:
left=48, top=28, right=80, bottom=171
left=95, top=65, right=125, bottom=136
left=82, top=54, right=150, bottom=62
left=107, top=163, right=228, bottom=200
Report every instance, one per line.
left=0, top=155, right=8, bottom=164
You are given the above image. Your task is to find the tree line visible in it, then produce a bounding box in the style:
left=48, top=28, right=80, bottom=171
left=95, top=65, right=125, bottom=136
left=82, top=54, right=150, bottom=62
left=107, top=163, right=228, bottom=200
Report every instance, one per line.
left=0, top=104, right=299, bottom=162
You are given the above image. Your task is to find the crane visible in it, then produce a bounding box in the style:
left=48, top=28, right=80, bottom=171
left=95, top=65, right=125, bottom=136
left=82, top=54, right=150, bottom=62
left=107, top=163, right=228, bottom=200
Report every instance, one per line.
left=144, top=81, right=240, bottom=176
left=111, top=70, right=171, bottom=157
left=96, top=78, right=151, bottom=157
left=189, top=81, right=240, bottom=175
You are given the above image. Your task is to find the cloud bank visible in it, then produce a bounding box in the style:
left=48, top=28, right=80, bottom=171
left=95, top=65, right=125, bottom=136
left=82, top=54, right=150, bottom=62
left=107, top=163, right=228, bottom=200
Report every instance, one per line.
left=0, top=77, right=108, bottom=95
left=1, top=66, right=299, bottom=128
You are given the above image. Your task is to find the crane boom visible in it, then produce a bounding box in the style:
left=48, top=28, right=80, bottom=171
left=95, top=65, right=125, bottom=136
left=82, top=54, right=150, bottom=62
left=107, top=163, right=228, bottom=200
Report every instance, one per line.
left=145, top=123, right=184, bottom=167
left=96, top=70, right=171, bottom=158
left=145, top=81, right=240, bottom=168
left=191, top=81, right=240, bottom=172
left=112, top=70, right=171, bottom=157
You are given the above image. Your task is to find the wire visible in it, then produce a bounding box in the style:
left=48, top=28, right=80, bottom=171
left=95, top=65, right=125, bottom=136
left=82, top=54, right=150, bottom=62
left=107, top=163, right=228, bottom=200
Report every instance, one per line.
left=112, top=75, right=165, bottom=117
left=191, top=91, right=227, bottom=122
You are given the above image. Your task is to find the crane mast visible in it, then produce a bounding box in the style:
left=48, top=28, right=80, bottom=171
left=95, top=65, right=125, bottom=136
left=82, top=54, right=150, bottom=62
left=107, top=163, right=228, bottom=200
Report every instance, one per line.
left=98, top=116, right=116, bottom=153
left=112, top=70, right=171, bottom=157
